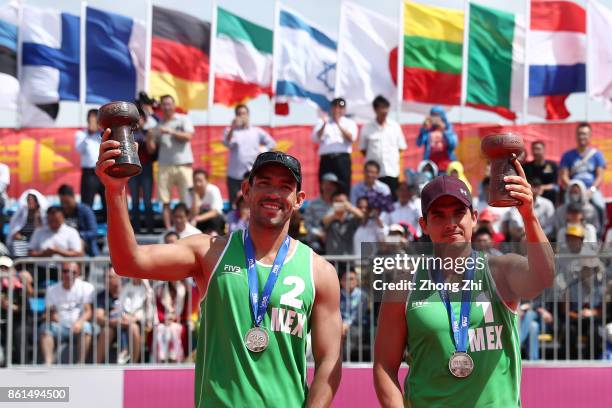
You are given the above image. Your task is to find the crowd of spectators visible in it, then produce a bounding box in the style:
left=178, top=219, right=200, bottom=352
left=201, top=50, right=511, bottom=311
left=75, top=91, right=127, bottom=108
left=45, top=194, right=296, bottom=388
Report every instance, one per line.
left=0, top=94, right=611, bottom=365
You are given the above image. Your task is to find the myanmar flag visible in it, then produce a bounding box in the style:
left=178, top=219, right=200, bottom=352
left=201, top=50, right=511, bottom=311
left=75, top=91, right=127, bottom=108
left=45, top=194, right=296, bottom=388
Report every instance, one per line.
left=213, top=8, right=273, bottom=106
left=403, top=2, right=464, bottom=106
left=466, top=3, right=525, bottom=120
left=150, top=6, right=210, bottom=111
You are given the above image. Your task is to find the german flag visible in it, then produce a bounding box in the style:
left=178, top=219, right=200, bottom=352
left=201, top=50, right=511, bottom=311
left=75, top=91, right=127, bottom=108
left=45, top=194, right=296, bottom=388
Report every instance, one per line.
left=150, top=6, right=210, bottom=110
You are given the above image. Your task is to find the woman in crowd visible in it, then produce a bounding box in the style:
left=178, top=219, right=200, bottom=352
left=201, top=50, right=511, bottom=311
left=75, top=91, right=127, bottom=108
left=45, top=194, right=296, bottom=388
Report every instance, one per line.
left=7, top=190, right=47, bottom=257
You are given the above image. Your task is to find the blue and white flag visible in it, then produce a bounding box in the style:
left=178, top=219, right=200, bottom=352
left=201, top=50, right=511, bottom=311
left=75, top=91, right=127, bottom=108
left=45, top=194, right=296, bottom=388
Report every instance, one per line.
left=20, top=5, right=80, bottom=126
left=275, top=7, right=337, bottom=112
left=86, top=7, right=145, bottom=104
left=0, top=2, right=19, bottom=114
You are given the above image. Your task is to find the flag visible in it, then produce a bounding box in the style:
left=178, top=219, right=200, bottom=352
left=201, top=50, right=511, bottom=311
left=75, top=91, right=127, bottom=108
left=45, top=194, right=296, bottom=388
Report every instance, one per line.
left=150, top=6, right=210, bottom=111
left=466, top=3, right=525, bottom=120
left=403, top=2, right=464, bottom=106
left=86, top=7, right=145, bottom=104
left=20, top=5, right=80, bottom=126
left=213, top=7, right=272, bottom=106
left=528, top=0, right=585, bottom=120
left=336, top=2, right=398, bottom=120
left=275, top=7, right=337, bottom=112
left=0, top=3, right=18, bottom=113
left=588, top=0, right=612, bottom=112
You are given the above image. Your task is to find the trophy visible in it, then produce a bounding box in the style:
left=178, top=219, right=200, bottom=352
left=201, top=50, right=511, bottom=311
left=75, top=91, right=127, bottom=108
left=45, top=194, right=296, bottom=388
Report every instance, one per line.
left=481, top=133, right=525, bottom=207
left=98, top=101, right=142, bottom=178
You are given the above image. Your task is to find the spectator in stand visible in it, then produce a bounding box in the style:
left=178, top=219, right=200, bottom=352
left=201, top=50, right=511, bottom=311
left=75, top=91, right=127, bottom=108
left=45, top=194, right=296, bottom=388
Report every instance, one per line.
left=146, top=95, right=195, bottom=229
left=29, top=206, right=83, bottom=259
left=188, top=169, right=225, bottom=235
left=166, top=203, right=201, bottom=240
left=339, top=268, right=370, bottom=361
left=554, top=180, right=600, bottom=238
left=0, top=160, right=9, bottom=243
left=95, top=267, right=125, bottom=363
left=119, top=277, right=154, bottom=363
left=518, top=301, right=553, bottom=360
left=39, top=262, right=94, bottom=365
left=472, top=227, right=503, bottom=257
left=163, top=231, right=179, bottom=244
left=446, top=161, right=472, bottom=193
left=154, top=280, right=189, bottom=363
left=524, top=140, right=558, bottom=204
left=58, top=185, right=98, bottom=256
left=75, top=109, right=105, bottom=216
left=353, top=196, right=388, bottom=258
left=477, top=209, right=505, bottom=245
left=223, top=104, right=276, bottom=205
left=414, top=160, right=439, bottom=193
left=129, top=106, right=157, bottom=235
left=556, top=203, right=599, bottom=249
left=560, top=122, right=606, bottom=229
left=359, top=95, right=407, bottom=196
left=350, top=161, right=391, bottom=205
left=7, top=190, right=47, bottom=257
left=502, top=178, right=555, bottom=241
left=227, top=195, right=250, bottom=233
left=322, top=191, right=364, bottom=256
left=303, top=173, right=341, bottom=253
left=312, top=98, right=358, bottom=193
left=382, top=182, right=422, bottom=238
left=416, top=106, right=457, bottom=174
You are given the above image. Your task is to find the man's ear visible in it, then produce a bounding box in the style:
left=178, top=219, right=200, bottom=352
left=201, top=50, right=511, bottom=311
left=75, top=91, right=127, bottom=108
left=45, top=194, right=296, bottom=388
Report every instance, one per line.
left=241, top=180, right=250, bottom=200
left=294, top=190, right=306, bottom=210
left=418, top=216, right=427, bottom=235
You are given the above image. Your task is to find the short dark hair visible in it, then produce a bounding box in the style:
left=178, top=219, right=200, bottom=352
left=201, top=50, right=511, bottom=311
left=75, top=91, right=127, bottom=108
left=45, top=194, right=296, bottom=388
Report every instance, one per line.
left=577, top=122, right=591, bottom=132
left=531, top=140, right=545, bottom=148
left=163, top=231, right=179, bottom=241
left=47, top=206, right=63, bottom=215
left=372, top=95, right=390, bottom=109
left=474, top=226, right=492, bottom=239
left=160, top=94, right=175, bottom=103
left=172, top=202, right=189, bottom=216
left=331, top=190, right=348, bottom=200
left=530, top=177, right=542, bottom=187
left=58, top=184, right=75, bottom=197
left=193, top=168, right=208, bottom=179
left=364, top=160, right=381, bottom=172
left=567, top=202, right=584, bottom=214
left=339, top=267, right=357, bottom=278
left=235, top=104, right=249, bottom=115
left=87, top=109, right=98, bottom=120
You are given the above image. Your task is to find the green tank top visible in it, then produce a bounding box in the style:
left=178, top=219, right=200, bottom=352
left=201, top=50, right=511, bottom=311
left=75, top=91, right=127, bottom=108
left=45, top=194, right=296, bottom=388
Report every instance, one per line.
left=195, top=229, right=315, bottom=407
left=404, top=252, right=521, bottom=407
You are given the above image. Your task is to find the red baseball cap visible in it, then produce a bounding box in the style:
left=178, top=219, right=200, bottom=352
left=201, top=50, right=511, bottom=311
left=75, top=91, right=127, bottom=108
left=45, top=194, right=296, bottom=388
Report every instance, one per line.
left=421, top=175, right=473, bottom=216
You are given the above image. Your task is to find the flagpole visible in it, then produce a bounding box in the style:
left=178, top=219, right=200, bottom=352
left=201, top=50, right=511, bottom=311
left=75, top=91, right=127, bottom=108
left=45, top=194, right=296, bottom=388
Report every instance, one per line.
left=396, top=0, right=405, bottom=123
left=522, top=0, right=530, bottom=125
left=144, top=0, right=152, bottom=95
left=79, top=1, right=87, bottom=127
left=16, top=0, right=23, bottom=129
left=459, top=0, right=470, bottom=125
left=207, top=0, right=218, bottom=123
left=585, top=0, right=591, bottom=122
left=269, top=0, right=280, bottom=129
left=334, top=0, right=345, bottom=102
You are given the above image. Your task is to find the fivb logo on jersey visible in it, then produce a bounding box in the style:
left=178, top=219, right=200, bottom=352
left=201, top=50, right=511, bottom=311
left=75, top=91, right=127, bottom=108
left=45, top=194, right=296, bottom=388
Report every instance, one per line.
left=222, top=264, right=242, bottom=275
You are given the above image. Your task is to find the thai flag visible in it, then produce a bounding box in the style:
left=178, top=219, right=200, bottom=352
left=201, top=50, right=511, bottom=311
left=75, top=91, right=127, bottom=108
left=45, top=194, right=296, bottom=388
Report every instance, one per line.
left=528, top=0, right=586, bottom=120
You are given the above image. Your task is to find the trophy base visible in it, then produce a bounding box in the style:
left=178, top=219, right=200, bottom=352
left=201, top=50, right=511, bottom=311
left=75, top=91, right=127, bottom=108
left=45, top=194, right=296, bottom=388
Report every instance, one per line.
left=105, top=162, right=142, bottom=178
left=488, top=198, right=522, bottom=207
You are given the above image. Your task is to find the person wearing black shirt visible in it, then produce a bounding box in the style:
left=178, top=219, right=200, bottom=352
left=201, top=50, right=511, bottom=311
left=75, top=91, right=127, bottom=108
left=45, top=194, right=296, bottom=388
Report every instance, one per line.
left=523, top=140, right=558, bottom=205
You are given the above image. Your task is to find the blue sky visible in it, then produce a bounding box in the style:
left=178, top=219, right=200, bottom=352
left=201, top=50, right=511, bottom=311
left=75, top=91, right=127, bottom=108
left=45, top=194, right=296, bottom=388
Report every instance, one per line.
left=1, top=0, right=610, bottom=127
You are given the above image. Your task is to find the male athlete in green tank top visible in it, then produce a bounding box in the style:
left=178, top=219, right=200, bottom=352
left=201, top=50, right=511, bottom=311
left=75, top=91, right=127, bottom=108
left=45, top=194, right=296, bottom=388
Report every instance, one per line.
left=96, top=139, right=342, bottom=407
left=374, top=160, right=555, bottom=407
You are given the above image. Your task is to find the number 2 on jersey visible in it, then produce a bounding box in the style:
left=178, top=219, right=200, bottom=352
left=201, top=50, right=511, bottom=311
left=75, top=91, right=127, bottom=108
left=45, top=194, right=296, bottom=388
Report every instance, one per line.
left=279, top=276, right=304, bottom=309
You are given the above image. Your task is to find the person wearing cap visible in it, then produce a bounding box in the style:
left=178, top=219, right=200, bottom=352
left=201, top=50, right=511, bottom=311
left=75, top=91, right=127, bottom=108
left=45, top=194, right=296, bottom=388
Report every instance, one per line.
left=556, top=203, right=599, bottom=251
left=303, top=173, right=341, bottom=253
left=374, top=159, right=554, bottom=407
left=312, top=97, right=358, bottom=193
left=97, top=141, right=342, bottom=406
left=223, top=104, right=276, bottom=206
left=359, top=95, right=407, bottom=196
left=476, top=208, right=505, bottom=245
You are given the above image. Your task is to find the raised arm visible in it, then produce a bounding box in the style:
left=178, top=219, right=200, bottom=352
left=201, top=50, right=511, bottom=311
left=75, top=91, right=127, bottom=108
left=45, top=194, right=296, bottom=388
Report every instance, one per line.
left=96, top=129, right=207, bottom=281
left=306, top=256, right=342, bottom=408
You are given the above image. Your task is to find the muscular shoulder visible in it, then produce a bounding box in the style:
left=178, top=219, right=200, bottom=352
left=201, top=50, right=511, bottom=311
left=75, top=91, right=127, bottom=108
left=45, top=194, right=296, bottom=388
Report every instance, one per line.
left=487, top=253, right=526, bottom=305
left=311, top=252, right=339, bottom=297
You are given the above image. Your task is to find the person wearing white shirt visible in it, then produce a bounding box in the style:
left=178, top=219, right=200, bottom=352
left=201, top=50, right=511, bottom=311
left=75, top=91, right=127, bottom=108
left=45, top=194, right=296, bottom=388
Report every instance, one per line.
left=168, top=203, right=201, bottom=240
left=382, top=182, right=422, bottom=237
left=75, top=109, right=105, bottom=214
left=188, top=169, right=225, bottom=235
left=350, top=161, right=391, bottom=205
left=28, top=207, right=84, bottom=258
left=359, top=95, right=407, bottom=197
left=0, top=161, right=9, bottom=242
left=353, top=196, right=388, bottom=258
left=311, top=98, right=358, bottom=193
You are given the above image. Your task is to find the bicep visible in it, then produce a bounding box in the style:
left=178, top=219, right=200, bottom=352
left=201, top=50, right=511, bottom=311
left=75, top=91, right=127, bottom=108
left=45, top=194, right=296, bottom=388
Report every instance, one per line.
left=374, top=301, right=407, bottom=372
left=311, top=262, right=342, bottom=362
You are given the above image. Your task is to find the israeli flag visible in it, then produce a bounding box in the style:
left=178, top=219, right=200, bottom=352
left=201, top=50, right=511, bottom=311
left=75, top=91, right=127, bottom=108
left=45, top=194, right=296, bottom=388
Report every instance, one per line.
left=275, top=8, right=336, bottom=112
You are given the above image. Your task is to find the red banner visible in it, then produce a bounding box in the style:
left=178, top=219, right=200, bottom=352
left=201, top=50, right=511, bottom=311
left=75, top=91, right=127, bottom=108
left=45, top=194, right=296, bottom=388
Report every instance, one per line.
left=1, top=123, right=611, bottom=200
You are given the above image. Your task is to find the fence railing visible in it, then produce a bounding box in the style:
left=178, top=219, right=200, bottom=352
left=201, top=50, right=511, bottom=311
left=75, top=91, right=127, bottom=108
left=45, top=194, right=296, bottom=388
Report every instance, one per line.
left=1, top=253, right=612, bottom=367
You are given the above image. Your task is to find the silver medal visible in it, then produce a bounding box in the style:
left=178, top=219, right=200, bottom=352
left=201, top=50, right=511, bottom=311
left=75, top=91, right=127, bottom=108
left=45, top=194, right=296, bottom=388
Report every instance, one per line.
left=448, top=352, right=474, bottom=378
left=245, top=326, right=269, bottom=353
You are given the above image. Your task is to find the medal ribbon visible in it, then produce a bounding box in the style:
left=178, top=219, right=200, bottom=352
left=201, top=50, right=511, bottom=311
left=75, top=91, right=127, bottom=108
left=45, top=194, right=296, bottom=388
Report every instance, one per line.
left=244, top=228, right=290, bottom=327
left=435, top=251, right=476, bottom=353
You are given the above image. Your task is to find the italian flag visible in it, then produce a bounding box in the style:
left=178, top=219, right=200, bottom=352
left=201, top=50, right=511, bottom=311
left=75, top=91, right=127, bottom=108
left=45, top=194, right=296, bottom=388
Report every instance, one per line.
left=213, top=8, right=273, bottom=106
left=466, top=3, right=525, bottom=120
left=402, top=2, right=464, bottom=106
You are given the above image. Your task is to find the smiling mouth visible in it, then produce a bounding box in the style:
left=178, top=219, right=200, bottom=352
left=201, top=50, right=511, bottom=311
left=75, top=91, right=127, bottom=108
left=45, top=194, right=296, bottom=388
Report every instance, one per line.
left=260, top=202, right=282, bottom=210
